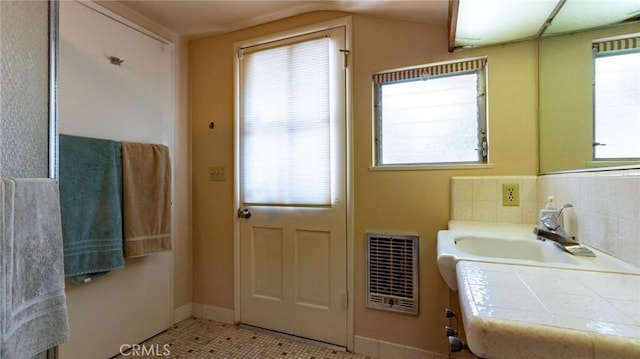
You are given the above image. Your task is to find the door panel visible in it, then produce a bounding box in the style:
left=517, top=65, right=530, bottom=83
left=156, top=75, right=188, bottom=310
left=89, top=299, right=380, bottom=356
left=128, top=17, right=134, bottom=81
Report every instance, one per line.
left=251, top=227, right=283, bottom=301
left=295, top=230, right=331, bottom=309
left=240, top=206, right=346, bottom=345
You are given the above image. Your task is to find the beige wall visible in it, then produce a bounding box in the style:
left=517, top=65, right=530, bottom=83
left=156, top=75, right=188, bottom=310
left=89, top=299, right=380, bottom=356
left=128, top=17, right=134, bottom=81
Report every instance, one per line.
left=96, top=1, right=193, bottom=311
left=190, top=11, right=538, bottom=353
left=351, top=16, right=538, bottom=352
left=190, top=10, right=350, bottom=311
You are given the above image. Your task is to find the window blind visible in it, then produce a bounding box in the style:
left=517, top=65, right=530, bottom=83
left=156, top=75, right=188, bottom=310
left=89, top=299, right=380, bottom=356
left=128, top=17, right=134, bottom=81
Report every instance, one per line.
left=593, top=37, right=640, bottom=54
left=240, top=37, right=331, bottom=206
left=372, top=58, right=486, bottom=84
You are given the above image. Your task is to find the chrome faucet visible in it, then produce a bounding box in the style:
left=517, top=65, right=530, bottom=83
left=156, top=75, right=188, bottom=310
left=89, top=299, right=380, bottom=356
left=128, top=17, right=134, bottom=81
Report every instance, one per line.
left=534, top=203, right=578, bottom=245
left=534, top=214, right=579, bottom=246
left=555, top=203, right=573, bottom=220
left=534, top=203, right=596, bottom=256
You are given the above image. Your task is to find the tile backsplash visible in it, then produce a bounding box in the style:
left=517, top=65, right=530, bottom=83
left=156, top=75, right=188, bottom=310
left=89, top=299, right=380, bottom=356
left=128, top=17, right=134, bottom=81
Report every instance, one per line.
left=451, top=176, right=538, bottom=224
left=450, top=170, right=640, bottom=267
left=537, top=169, right=640, bottom=267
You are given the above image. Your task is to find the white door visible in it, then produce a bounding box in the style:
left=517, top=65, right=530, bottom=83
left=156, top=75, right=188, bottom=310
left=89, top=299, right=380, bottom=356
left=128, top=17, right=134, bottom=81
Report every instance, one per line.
left=238, top=26, right=347, bottom=346
left=58, top=1, right=173, bottom=358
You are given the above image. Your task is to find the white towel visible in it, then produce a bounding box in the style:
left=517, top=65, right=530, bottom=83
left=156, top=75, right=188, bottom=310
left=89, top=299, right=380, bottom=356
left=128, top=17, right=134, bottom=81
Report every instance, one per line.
left=0, top=178, right=70, bottom=358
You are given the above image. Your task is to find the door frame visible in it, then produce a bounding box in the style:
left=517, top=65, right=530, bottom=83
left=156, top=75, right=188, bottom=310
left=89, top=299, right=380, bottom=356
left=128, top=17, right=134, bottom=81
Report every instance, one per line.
left=233, top=16, right=354, bottom=350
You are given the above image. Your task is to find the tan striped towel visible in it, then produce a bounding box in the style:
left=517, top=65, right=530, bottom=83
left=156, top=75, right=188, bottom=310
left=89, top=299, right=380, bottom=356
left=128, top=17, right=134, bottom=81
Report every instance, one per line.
left=122, top=141, right=172, bottom=257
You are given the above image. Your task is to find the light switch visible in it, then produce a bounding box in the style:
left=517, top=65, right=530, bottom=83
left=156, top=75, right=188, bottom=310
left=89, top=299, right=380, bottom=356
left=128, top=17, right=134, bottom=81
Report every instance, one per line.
left=209, top=166, right=225, bottom=181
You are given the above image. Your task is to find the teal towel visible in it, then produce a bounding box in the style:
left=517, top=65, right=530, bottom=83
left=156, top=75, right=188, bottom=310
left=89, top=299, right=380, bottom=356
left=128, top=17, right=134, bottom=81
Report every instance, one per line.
left=59, top=134, right=125, bottom=283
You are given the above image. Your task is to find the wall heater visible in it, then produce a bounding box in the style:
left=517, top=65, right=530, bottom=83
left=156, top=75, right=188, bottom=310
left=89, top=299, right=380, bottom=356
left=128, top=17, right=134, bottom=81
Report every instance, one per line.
left=366, top=233, right=419, bottom=315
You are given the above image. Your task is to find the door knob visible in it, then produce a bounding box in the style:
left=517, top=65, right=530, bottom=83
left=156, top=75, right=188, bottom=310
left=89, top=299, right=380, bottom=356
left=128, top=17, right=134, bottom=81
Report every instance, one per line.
left=237, top=208, right=251, bottom=219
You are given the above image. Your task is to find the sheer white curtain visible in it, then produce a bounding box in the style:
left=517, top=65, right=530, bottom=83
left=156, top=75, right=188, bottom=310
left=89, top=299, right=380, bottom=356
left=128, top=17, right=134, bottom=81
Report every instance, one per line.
left=241, top=37, right=331, bottom=206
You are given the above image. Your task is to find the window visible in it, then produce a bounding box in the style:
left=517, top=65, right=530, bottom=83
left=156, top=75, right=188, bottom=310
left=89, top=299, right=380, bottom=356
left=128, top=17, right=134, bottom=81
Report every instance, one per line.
left=373, top=58, right=487, bottom=167
left=238, top=27, right=345, bottom=206
left=593, top=36, right=640, bottom=161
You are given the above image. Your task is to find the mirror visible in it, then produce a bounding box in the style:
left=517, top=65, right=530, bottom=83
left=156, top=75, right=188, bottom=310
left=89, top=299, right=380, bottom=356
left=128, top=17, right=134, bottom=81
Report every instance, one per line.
left=0, top=0, right=58, bottom=179
left=536, top=0, right=640, bottom=173
left=453, top=0, right=640, bottom=173
left=539, top=21, right=640, bottom=173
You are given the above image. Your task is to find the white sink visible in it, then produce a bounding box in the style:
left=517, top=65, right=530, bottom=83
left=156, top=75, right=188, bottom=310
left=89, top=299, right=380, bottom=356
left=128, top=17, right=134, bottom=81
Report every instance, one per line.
left=437, top=221, right=640, bottom=290
left=453, top=235, right=579, bottom=263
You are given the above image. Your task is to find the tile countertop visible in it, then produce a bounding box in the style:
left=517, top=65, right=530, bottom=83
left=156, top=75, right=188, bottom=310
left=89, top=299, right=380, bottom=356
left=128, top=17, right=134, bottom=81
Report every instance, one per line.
left=456, top=261, right=640, bottom=359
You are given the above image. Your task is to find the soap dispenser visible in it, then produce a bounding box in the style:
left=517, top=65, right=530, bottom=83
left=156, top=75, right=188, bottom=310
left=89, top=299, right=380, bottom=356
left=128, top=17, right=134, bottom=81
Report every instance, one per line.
left=539, top=196, right=563, bottom=228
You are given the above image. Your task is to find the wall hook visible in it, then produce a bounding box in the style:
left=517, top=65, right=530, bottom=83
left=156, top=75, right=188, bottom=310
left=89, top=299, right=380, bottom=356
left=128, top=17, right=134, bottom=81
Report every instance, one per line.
left=109, top=56, right=124, bottom=66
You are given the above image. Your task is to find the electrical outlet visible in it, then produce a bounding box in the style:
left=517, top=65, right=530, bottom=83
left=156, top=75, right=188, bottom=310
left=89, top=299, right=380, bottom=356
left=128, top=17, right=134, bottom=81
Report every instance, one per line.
left=209, top=166, right=225, bottom=181
left=502, top=183, right=520, bottom=207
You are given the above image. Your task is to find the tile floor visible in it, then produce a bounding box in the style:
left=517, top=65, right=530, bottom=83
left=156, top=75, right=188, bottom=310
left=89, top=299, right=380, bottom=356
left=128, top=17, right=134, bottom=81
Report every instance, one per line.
left=113, top=317, right=372, bottom=359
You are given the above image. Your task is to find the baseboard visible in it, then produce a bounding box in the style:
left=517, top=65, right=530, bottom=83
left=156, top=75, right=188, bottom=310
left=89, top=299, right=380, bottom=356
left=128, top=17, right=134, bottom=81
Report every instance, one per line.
left=172, top=303, right=193, bottom=324
left=176, top=306, right=445, bottom=358
left=192, top=303, right=234, bottom=324
left=354, top=335, right=447, bottom=359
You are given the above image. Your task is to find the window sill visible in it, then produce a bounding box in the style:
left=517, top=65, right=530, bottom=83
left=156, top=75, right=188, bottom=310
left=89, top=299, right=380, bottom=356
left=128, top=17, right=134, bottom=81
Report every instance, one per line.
left=369, top=163, right=495, bottom=171
left=586, top=160, right=640, bottom=168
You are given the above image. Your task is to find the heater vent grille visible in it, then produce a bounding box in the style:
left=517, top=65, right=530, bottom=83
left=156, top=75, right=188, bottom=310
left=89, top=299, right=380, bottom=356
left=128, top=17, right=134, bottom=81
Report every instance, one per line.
left=366, top=233, right=418, bottom=315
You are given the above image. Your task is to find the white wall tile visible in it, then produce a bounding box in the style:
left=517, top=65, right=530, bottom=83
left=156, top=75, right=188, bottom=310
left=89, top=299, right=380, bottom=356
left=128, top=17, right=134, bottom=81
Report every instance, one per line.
left=496, top=205, right=522, bottom=224
left=615, top=219, right=640, bottom=266
left=472, top=178, right=497, bottom=201
left=450, top=171, right=640, bottom=266
left=451, top=176, right=538, bottom=225
left=451, top=178, right=473, bottom=203
left=520, top=178, right=537, bottom=202
left=520, top=201, right=538, bottom=224
left=452, top=200, right=473, bottom=221
left=540, top=169, right=640, bottom=267
left=472, top=200, right=497, bottom=222
left=611, top=176, right=640, bottom=221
